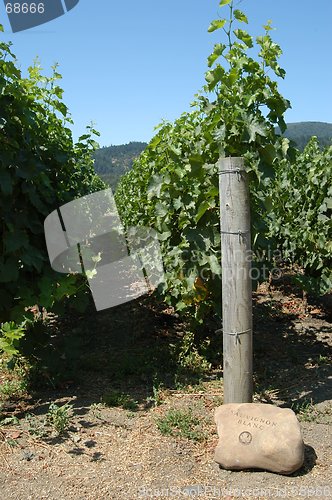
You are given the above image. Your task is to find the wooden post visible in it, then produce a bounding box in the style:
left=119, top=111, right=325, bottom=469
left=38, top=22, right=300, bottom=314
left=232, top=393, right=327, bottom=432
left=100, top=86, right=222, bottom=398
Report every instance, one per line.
left=218, top=157, right=253, bottom=403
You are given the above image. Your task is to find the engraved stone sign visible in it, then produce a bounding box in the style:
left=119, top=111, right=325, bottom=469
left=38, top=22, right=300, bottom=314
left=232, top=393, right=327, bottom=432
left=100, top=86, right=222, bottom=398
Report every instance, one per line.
left=214, top=403, right=304, bottom=475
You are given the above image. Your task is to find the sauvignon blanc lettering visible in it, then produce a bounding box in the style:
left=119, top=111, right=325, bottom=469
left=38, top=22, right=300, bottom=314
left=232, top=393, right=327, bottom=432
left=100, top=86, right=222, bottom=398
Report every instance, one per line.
left=230, top=409, right=277, bottom=431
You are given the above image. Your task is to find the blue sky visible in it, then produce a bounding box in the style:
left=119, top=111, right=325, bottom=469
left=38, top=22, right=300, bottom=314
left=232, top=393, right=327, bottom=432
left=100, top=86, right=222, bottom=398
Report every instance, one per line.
left=1, top=0, right=331, bottom=146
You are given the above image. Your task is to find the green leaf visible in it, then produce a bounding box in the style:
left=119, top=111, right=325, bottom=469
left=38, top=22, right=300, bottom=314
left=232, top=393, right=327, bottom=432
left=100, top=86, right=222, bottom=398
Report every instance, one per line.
left=158, top=231, right=172, bottom=241
left=20, top=249, right=45, bottom=271
left=207, top=43, right=226, bottom=68
left=228, top=67, right=238, bottom=85
left=277, top=117, right=287, bottom=134
left=147, top=174, right=163, bottom=199
left=259, top=144, right=276, bottom=165
left=0, top=170, right=13, bottom=196
left=263, top=20, right=274, bottom=31
left=53, top=86, right=64, bottom=99
left=149, top=135, right=161, bottom=149
left=205, top=65, right=225, bottom=91
left=173, top=197, right=183, bottom=211
left=0, top=339, right=18, bottom=356
left=213, top=124, right=226, bottom=142
left=281, top=138, right=289, bottom=157
left=86, top=269, right=97, bottom=280
left=219, top=0, right=232, bottom=6
left=16, top=165, right=36, bottom=180
left=0, top=257, right=19, bottom=283
left=207, top=254, right=222, bottom=276
left=246, top=118, right=267, bottom=142
left=55, top=101, right=68, bottom=117
left=155, top=202, right=168, bottom=218
left=196, top=201, right=210, bottom=223
left=176, top=301, right=187, bottom=312
left=78, top=134, right=90, bottom=141
left=189, top=155, right=204, bottom=174
left=208, top=19, right=227, bottom=33
left=234, top=10, right=248, bottom=24
left=207, top=186, right=219, bottom=198
left=91, top=253, right=102, bottom=264
left=234, top=29, right=253, bottom=48
left=4, top=231, right=29, bottom=254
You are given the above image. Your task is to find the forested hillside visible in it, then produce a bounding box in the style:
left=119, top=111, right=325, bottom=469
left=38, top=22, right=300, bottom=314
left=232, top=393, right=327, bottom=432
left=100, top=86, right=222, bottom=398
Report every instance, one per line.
left=277, top=121, right=332, bottom=150
left=93, top=142, right=147, bottom=189
left=93, top=122, right=332, bottom=189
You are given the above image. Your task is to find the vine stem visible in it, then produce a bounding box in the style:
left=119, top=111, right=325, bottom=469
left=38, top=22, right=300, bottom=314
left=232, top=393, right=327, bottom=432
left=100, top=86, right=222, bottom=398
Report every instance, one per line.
left=226, top=0, right=234, bottom=50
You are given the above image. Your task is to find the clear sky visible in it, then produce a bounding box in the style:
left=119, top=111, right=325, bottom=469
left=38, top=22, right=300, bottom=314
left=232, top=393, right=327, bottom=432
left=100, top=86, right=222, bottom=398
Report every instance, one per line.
left=1, top=0, right=331, bottom=146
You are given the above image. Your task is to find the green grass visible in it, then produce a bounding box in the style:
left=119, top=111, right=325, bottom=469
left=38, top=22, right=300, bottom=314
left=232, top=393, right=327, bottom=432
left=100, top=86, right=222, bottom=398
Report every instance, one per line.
left=291, top=400, right=332, bottom=424
left=46, top=402, right=73, bottom=435
left=101, top=391, right=138, bottom=411
left=156, top=407, right=207, bottom=442
left=0, top=358, right=29, bottom=400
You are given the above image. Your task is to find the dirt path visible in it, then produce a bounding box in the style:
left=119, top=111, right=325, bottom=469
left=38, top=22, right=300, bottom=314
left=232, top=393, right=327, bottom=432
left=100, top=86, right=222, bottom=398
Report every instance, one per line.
left=0, top=281, right=331, bottom=499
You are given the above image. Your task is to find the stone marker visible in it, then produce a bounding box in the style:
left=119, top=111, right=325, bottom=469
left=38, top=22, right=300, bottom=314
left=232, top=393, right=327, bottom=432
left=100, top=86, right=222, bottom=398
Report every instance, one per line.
left=214, top=403, right=304, bottom=475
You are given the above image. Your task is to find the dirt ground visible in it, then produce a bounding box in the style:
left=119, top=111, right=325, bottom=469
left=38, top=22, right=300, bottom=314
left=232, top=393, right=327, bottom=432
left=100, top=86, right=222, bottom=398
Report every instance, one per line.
left=0, top=278, right=331, bottom=499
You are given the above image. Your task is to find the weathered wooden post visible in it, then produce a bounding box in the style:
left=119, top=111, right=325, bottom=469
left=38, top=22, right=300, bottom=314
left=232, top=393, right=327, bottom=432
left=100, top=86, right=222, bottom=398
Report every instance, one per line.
left=218, top=157, right=253, bottom=403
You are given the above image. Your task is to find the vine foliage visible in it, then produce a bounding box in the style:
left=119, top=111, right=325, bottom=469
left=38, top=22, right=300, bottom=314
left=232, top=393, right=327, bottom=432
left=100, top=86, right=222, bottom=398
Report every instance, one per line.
left=115, top=0, right=292, bottom=322
left=0, top=25, right=105, bottom=323
left=269, top=138, right=332, bottom=294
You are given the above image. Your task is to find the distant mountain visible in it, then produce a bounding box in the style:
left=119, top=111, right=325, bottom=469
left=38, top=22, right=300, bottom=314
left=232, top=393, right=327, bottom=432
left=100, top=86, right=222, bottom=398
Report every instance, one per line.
left=93, top=122, right=332, bottom=189
left=93, top=141, right=147, bottom=189
left=277, top=121, right=332, bottom=150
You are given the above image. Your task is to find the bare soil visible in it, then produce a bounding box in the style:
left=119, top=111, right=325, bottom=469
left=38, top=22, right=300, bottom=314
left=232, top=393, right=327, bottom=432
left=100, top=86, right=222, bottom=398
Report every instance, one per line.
left=0, top=278, right=331, bottom=499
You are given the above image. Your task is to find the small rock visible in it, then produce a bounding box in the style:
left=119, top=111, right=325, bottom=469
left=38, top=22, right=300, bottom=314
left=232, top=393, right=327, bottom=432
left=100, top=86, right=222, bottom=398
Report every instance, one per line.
left=7, top=431, right=21, bottom=440
left=214, top=403, right=304, bottom=475
left=21, top=450, right=35, bottom=461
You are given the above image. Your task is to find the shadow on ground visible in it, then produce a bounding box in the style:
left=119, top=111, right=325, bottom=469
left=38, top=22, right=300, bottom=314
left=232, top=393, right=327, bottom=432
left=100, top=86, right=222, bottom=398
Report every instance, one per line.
left=253, top=294, right=332, bottom=407
left=2, top=284, right=331, bottom=425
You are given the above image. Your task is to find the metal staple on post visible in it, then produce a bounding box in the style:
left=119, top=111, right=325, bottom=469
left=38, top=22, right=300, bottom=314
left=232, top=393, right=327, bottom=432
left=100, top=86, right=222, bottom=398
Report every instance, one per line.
left=223, top=329, right=252, bottom=345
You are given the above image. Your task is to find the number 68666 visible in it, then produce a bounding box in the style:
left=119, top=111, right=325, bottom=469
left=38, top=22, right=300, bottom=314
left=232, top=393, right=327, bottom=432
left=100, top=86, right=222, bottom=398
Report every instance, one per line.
left=5, top=3, right=45, bottom=14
